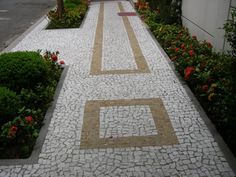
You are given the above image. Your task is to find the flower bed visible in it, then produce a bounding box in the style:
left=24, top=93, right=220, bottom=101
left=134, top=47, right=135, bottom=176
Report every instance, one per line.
left=47, top=0, right=89, bottom=29
left=0, top=51, right=65, bottom=158
left=136, top=3, right=236, bottom=155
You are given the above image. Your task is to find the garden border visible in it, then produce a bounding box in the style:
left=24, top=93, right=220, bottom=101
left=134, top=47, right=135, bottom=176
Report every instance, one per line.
left=128, top=1, right=236, bottom=173
left=44, top=5, right=90, bottom=30
left=0, top=66, right=69, bottom=165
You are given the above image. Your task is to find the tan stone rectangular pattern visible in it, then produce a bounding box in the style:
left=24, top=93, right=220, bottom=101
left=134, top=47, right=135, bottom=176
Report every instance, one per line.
left=80, top=99, right=178, bottom=149
left=90, top=2, right=150, bottom=75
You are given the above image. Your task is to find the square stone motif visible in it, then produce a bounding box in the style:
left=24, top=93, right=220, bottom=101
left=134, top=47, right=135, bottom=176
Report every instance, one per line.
left=99, top=105, right=158, bottom=138
left=80, top=99, right=178, bottom=149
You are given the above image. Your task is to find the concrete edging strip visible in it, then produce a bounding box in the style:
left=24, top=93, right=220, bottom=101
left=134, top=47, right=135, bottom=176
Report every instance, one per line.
left=2, top=15, right=48, bottom=53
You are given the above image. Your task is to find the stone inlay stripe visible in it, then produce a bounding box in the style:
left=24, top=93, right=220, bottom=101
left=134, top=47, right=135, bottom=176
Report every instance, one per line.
left=117, top=12, right=137, bottom=16
left=90, top=2, right=150, bottom=75
left=90, top=2, right=104, bottom=75
left=80, top=99, right=178, bottom=149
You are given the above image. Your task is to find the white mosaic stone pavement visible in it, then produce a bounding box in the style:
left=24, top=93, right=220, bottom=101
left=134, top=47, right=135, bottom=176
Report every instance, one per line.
left=0, top=1, right=235, bottom=176
left=99, top=105, right=157, bottom=138
left=102, top=2, right=137, bottom=71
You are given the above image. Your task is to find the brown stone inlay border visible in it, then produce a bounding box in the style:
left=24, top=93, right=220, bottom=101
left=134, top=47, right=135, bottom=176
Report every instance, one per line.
left=80, top=99, right=178, bottom=149
left=118, top=12, right=137, bottom=16
left=90, top=2, right=150, bottom=75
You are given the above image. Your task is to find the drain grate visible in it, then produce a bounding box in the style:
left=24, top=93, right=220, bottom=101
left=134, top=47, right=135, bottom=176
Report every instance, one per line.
left=118, top=12, right=137, bottom=16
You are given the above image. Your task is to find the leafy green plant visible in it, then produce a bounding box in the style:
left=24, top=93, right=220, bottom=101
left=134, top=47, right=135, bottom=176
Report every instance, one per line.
left=138, top=8, right=236, bottom=156
left=47, top=1, right=88, bottom=29
left=0, top=51, right=63, bottom=158
left=0, top=51, right=50, bottom=93
left=0, top=87, right=21, bottom=126
left=0, top=116, right=38, bottom=158
left=137, top=0, right=182, bottom=25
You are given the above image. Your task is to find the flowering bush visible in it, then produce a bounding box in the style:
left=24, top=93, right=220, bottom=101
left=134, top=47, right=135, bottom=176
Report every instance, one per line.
left=0, top=51, right=63, bottom=158
left=43, top=50, right=66, bottom=69
left=0, top=116, right=38, bottom=158
left=138, top=7, right=236, bottom=155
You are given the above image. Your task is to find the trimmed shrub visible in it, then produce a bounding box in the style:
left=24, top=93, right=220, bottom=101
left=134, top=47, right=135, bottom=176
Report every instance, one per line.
left=0, top=87, right=21, bottom=126
left=0, top=51, right=49, bottom=93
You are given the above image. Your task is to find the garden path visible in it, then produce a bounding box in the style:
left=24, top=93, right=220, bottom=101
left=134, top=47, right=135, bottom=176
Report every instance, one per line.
left=0, top=0, right=235, bottom=176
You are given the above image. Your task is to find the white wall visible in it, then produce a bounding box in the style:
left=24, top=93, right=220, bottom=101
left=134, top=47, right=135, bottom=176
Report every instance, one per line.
left=182, top=0, right=235, bottom=52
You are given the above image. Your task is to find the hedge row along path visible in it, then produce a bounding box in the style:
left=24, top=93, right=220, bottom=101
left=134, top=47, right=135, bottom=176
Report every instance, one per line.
left=0, top=1, right=235, bottom=176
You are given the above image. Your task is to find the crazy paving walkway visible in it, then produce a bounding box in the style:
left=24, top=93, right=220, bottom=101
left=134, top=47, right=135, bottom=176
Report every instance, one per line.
left=0, top=1, right=235, bottom=176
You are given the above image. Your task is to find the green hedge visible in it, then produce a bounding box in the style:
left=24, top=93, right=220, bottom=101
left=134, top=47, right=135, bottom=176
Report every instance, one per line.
left=0, top=51, right=49, bottom=92
left=0, top=87, right=21, bottom=126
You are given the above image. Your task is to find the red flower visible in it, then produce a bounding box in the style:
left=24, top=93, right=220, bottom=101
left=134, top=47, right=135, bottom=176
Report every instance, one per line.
left=8, top=125, right=18, bottom=138
left=206, top=42, right=212, bottom=48
left=202, top=85, right=209, bottom=92
left=175, top=48, right=180, bottom=52
left=51, top=54, right=58, bottom=62
left=188, top=50, right=195, bottom=56
left=10, top=125, right=18, bottom=133
left=192, top=35, right=197, bottom=40
left=184, top=66, right=195, bottom=80
left=180, top=44, right=185, bottom=49
left=25, top=116, right=33, bottom=123
left=59, top=60, right=65, bottom=65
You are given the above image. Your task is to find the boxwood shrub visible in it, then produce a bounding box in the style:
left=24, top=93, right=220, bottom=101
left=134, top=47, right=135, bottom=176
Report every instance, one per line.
left=0, top=87, right=21, bottom=126
left=0, top=51, right=50, bottom=93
